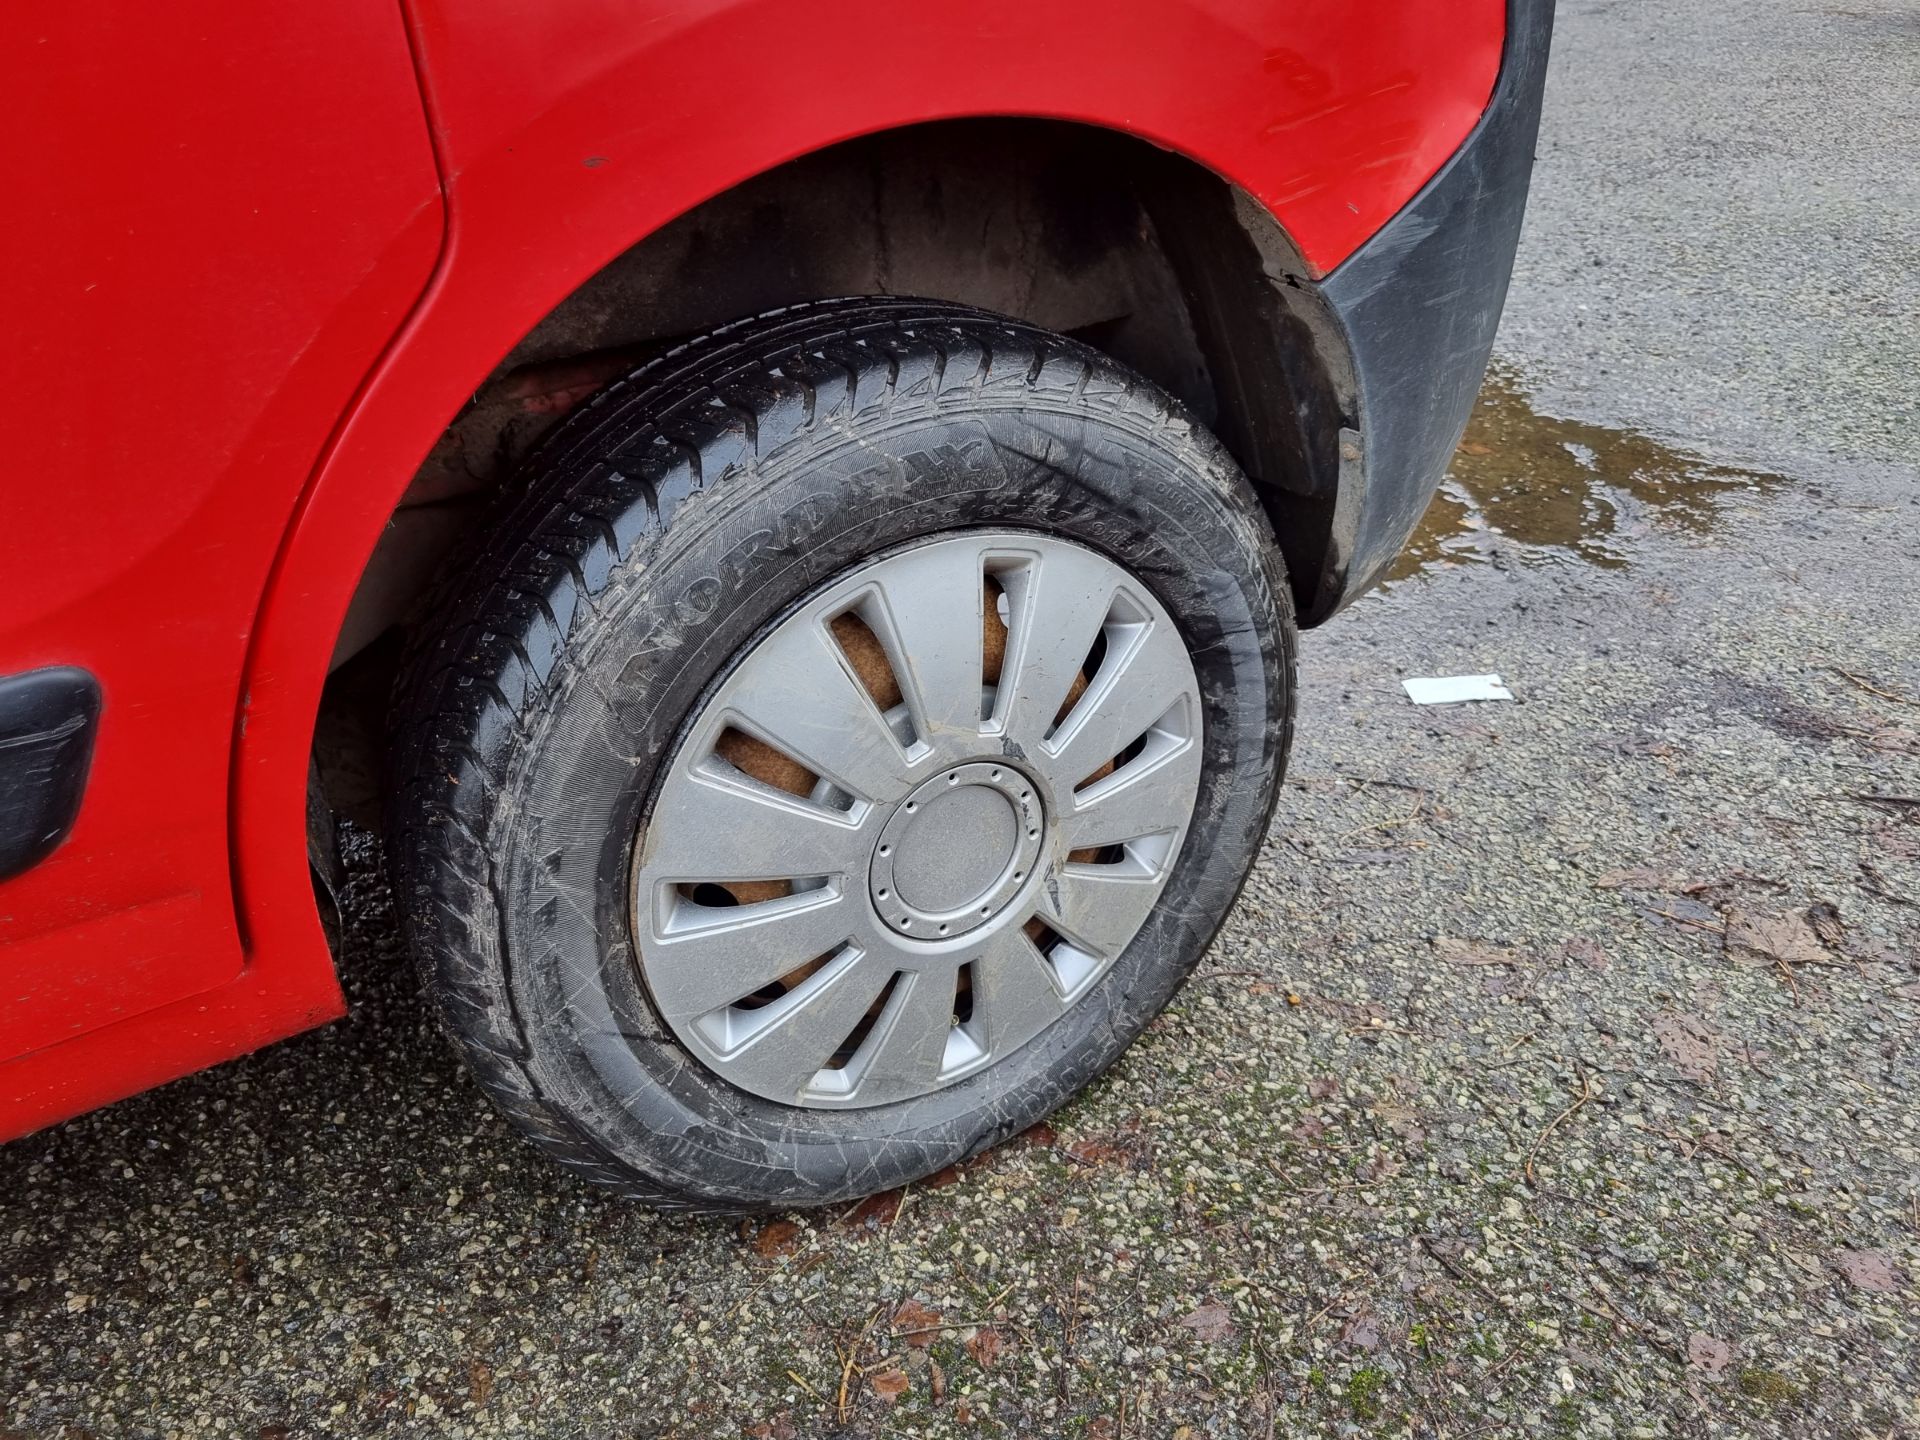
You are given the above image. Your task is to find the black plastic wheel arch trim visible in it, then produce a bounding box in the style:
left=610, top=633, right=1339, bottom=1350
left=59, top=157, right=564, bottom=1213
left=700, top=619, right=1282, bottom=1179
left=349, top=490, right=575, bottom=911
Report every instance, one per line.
left=1310, top=0, right=1556, bottom=620
left=0, top=667, right=102, bottom=882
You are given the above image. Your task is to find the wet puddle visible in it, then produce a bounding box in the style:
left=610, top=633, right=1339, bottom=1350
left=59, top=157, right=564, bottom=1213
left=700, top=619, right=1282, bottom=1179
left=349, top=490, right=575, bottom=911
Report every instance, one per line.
left=1386, top=364, right=1785, bottom=582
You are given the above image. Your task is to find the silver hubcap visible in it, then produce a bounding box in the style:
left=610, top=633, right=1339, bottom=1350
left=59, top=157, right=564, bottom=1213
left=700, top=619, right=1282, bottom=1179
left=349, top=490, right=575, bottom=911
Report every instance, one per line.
left=630, top=532, right=1203, bottom=1109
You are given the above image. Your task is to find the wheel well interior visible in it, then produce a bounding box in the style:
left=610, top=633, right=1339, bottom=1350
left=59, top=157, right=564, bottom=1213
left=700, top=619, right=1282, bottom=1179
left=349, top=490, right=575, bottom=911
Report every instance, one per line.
left=315, top=118, right=1354, bottom=833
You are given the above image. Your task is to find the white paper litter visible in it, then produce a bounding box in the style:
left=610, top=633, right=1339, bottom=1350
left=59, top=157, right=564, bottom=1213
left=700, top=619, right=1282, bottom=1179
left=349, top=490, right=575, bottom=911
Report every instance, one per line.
left=1402, top=673, right=1514, bottom=705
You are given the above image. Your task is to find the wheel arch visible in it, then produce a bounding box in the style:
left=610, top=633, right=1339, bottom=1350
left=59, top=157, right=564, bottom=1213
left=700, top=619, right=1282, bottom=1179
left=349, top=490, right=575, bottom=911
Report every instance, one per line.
left=329, top=120, right=1357, bottom=678
left=238, top=117, right=1365, bottom=987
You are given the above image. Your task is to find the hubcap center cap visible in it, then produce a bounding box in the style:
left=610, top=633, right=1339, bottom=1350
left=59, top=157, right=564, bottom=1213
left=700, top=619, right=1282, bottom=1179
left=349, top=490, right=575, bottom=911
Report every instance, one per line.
left=891, top=786, right=1016, bottom=911
left=870, top=763, right=1044, bottom=939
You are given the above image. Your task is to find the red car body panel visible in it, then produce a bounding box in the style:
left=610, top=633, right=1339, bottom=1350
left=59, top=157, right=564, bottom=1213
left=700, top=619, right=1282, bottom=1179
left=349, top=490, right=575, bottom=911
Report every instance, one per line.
left=0, top=0, right=1504, bottom=1137
left=0, top=0, right=442, bottom=1126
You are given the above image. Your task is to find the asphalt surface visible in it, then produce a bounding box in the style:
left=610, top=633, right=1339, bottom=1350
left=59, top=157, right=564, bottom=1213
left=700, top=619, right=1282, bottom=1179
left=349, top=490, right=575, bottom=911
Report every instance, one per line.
left=6, top=2, right=1919, bottom=1436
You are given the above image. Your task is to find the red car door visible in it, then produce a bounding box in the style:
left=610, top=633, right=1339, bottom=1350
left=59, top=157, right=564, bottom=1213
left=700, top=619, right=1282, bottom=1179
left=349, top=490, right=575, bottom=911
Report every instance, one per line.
left=0, top=4, right=441, bottom=1059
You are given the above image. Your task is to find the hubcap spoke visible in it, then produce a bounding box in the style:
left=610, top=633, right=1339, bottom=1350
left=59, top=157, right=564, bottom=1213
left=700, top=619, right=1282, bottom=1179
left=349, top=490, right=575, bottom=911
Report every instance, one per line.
left=1061, top=734, right=1202, bottom=851
left=717, top=950, right=896, bottom=1101
left=1045, top=619, right=1193, bottom=788
left=642, top=888, right=865, bottom=1022
left=722, top=621, right=914, bottom=803
left=853, top=969, right=962, bottom=1101
left=994, top=545, right=1120, bottom=746
left=970, top=928, right=1069, bottom=1056
left=639, top=771, right=868, bottom=883
left=1036, top=864, right=1164, bottom=962
left=864, top=542, right=988, bottom=745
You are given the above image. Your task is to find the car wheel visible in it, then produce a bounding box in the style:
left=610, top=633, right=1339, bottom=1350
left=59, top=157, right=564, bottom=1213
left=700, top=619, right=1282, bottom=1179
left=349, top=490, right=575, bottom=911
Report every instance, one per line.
left=389, top=297, right=1296, bottom=1210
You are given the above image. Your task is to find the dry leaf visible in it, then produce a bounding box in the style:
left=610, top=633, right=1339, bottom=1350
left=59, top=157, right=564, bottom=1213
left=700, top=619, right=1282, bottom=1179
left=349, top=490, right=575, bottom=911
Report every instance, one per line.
left=892, top=1298, right=943, bottom=1347
left=1342, top=1310, right=1382, bottom=1351
left=468, top=1360, right=494, bottom=1408
left=1687, top=1332, right=1733, bottom=1377
left=1651, top=1010, right=1718, bottom=1083
left=1726, top=908, right=1828, bottom=968
left=965, top=1326, right=1003, bottom=1369
left=1482, top=970, right=1523, bottom=997
left=1643, top=897, right=1721, bottom=930
left=750, top=1219, right=802, bottom=1258
left=1434, top=938, right=1525, bottom=966
left=1804, top=901, right=1844, bottom=947
left=843, top=1190, right=902, bottom=1230
left=1065, top=1134, right=1137, bottom=1166
left=1868, top=728, right=1920, bottom=755
left=868, top=1367, right=910, bottom=1403
left=1368, top=1102, right=1425, bottom=1139
left=1361, top=1152, right=1402, bottom=1183
left=1563, top=937, right=1610, bottom=971
left=1834, top=1248, right=1903, bottom=1292
left=1175, top=1300, right=1236, bottom=1343
left=1783, top=1248, right=1827, bottom=1278
left=1872, top=824, right=1920, bottom=861
left=1595, top=867, right=1675, bottom=891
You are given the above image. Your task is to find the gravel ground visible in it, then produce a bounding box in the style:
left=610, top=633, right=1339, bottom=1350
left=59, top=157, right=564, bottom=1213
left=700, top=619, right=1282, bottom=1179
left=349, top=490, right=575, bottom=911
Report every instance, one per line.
left=6, top=2, right=1919, bottom=1436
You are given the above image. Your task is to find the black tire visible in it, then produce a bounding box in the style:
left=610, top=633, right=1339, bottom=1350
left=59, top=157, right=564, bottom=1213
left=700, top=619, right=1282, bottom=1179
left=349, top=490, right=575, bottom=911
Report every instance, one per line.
left=388, top=297, right=1296, bottom=1211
